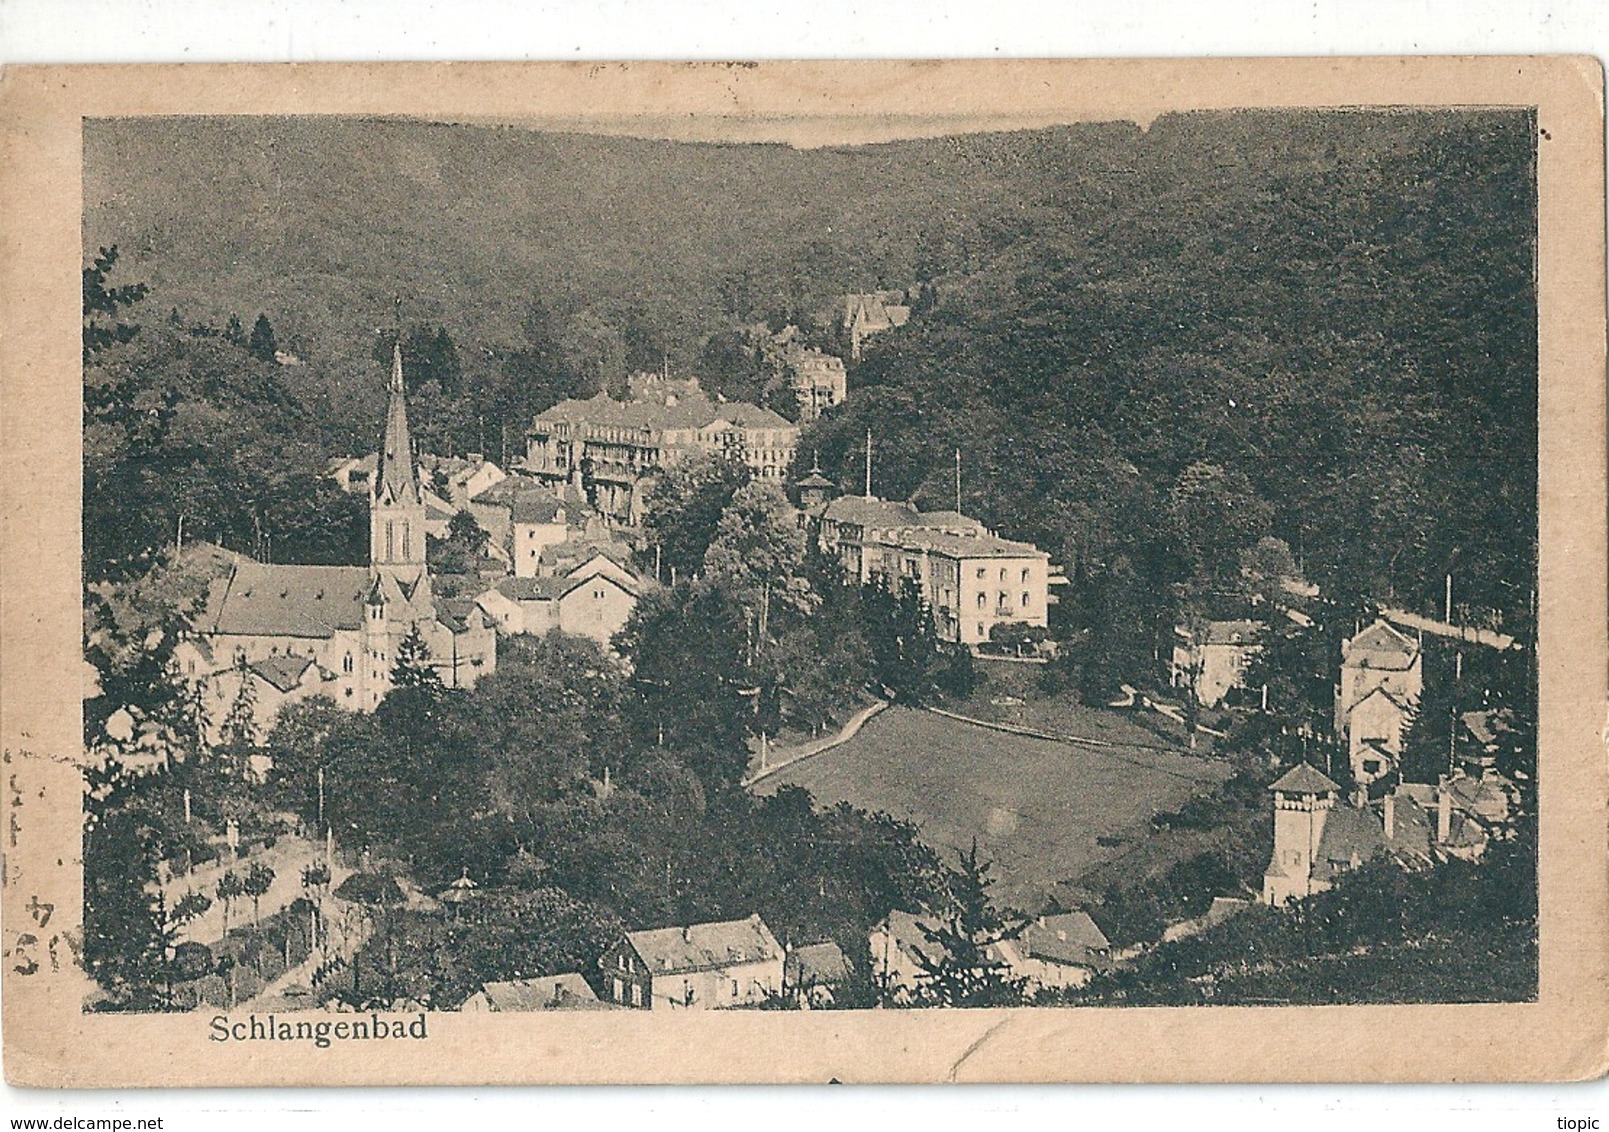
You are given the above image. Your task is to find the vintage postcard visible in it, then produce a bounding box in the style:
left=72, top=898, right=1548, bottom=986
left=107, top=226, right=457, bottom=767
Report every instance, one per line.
left=1, top=57, right=1604, bottom=1086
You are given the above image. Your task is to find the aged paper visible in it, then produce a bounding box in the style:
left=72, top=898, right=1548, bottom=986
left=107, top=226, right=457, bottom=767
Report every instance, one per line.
left=2, top=57, right=1605, bottom=1085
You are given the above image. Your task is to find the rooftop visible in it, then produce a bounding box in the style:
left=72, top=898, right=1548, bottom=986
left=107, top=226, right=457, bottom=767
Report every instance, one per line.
left=875, top=526, right=1046, bottom=561
left=1343, top=619, right=1420, bottom=671
left=1201, top=620, right=1262, bottom=647
left=1017, top=911, right=1110, bottom=967
left=785, top=941, right=852, bottom=987
left=625, top=914, right=783, bottom=975
left=248, top=654, right=317, bottom=693
left=533, top=391, right=795, bottom=436
left=477, top=974, right=601, bottom=1012
left=201, top=562, right=370, bottom=638
left=1268, top=762, right=1342, bottom=795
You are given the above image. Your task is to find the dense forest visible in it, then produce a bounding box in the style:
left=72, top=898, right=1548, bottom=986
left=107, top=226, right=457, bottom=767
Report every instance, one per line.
left=85, top=110, right=1537, bottom=627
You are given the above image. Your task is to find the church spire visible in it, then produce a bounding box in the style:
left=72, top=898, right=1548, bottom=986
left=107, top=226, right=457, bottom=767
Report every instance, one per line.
left=376, top=341, right=419, bottom=507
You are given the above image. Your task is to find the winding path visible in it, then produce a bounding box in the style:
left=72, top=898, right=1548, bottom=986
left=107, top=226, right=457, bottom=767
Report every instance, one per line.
left=742, top=699, right=889, bottom=787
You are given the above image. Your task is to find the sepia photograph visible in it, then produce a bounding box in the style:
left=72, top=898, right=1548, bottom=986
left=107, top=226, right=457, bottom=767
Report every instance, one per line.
left=2, top=56, right=1604, bottom=1086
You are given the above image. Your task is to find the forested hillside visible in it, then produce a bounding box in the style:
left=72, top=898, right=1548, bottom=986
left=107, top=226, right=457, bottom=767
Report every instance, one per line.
left=85, top=110, right=1536, bottom=633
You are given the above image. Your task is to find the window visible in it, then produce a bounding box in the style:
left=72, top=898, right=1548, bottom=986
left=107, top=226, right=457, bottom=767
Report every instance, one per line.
left=613, top=978, right=623, bottom=1002
left=976, top=567, right=986, bottom=580
left=1021, top=568, right=1030, bottom=584
left=976, top=593, right=986, bottom=610
left=1021, top=592, right=1030, bottom=608
left=343, top=653, right=354, bottom=674
left=386, top=521, right=394, bottom=561
left=617, top=954, right=627, bottom=971
left=731, top=979, right=739, bottom=998
left=402, top=522, right=411, bottom=560
left=631, top=983, right=642, bottom=1007
left=999, top=568, right=1007, bottom=583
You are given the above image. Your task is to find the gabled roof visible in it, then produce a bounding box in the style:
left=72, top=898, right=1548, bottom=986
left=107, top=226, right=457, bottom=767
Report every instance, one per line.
left=509, top=493, right=567, bottom=525
left=494, top=575, right=571, bottom=602
left=794, top=469, right=837, bottom=491
left=248, top=654, right=317, bottom=693
left=820, top=495, right=919, bottom=531
left=1352, top=685, right=1411, bottom=715
left=785, top=941, right=852, bottom=987
left=436, top=596, right=487, bottom=633
left=875, top=909, right=943, bottom=963
left=202, top=562, right=370, bottom=638
left=1017, top=911, right=1110, bottom=967
left=1267, top=762, right=1342, bottom=795
left=1201, top=620, right=1262, bottom=647
left=1311, top=803, right=1387, bottom=879
left=875, top=527, right=1047, bottom=561
left=542, top=538, right=638, bottom=571
left=625, top=914, right=783, bottom=976
left=1343, top=619, right=1420, bottom=671
left=478, top=973, right=599, bottom=1011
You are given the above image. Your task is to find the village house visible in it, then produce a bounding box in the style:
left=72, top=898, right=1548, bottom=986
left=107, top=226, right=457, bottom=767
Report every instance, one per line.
left=814, top=494, right=1050, bottom=648
left=598, top=914, right=785, bottom=1010
left=785, top=345, right=848, bottom=421
left=474, top=565, right=641, bottom=646
left=1334, top=619, right=1424, bottom=785
left=175, top=347, right=497, bottom=717
left=468, top=478, right=580, bottom=578
left=522, top=377, right=799, bottom=524
left=461, top=973, right=609, bottom=1012
left=869, top=909, right=939, bottom=1004
left=842, top=290, right=912, bottom=360
left=994, top=911, right=1113, bottom=993
left=419, top=452, right=507, bottom=507
left=783, top=940, right=852, bottom=1008
left=1170, top=619, right=1262, bottom=708
left=1260, top=760, right=1506, bottom=907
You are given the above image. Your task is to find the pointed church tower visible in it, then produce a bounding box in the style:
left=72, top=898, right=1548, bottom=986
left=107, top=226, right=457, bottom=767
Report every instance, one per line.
left=371, top=343, right=428, bottom=588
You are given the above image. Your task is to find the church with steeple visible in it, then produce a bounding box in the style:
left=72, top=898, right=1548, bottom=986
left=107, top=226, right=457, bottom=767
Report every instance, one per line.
left=175, top=344, right=497, bottom=735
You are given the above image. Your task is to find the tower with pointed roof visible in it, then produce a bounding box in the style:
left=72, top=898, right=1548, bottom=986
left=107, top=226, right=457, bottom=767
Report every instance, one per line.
left=360, top=344, right=439, bottom=706
left=371, top=344, right=429, bottom=588
left=1262, top=762, right=1341, bottom=906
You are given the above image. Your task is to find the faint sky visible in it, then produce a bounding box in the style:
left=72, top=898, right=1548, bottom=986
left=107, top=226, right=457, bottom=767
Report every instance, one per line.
left=435, top=111, right=1143, bottom=148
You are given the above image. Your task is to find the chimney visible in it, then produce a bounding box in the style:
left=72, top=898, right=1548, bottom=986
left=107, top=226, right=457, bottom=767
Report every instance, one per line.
left=1437, top=777, right=1452, bottom=844
left=1383, top=791, right=1396, bottom=840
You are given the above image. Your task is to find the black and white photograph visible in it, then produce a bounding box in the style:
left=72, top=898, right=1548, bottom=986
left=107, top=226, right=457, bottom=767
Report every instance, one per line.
left=76, top=101, right=1541, bottom=1015
left=1, top=54, right=1603, bottom=1090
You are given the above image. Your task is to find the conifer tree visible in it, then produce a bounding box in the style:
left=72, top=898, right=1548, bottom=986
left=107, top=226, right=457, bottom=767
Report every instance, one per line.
left=247, top=313, right=279, bottom=363
left=391, top=624, right=441, bottom=689
left=912, top=841, right=1026, bottom=1007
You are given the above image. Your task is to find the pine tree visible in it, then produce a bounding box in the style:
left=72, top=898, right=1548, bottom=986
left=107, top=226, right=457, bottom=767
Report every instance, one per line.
left=247, top=313, right=279, bottom=363
left=391, top=624, right=441, bottom=689
left=219, top=664, right=260, bottom=754
left=912, top=841, right=1026, bottom=1007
